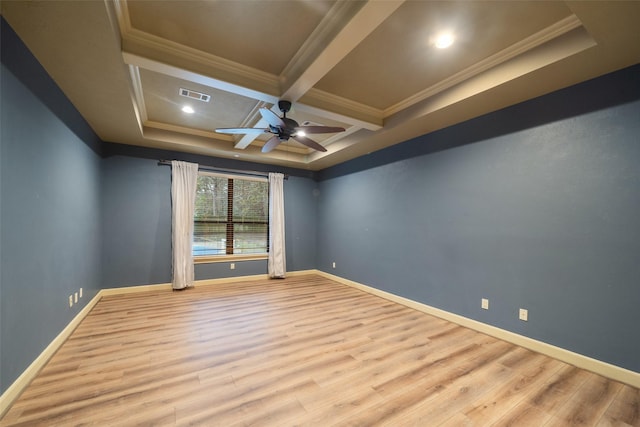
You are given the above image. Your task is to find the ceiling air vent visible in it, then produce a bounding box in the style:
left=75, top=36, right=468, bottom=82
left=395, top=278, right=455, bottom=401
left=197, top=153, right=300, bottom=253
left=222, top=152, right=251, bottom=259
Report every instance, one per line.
left=179, top=88, right=211, bottom=103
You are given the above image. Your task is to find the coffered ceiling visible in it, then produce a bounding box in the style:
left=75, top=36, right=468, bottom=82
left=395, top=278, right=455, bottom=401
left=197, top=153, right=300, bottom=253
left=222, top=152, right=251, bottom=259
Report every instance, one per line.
left=2, top=1, right=639, bottom=170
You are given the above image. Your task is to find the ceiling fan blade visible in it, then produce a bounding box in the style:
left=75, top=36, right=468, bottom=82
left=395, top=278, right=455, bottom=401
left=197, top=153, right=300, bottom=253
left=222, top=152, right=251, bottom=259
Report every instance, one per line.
left=292, top=135, right=327, bottom=152
left=295, top=126, right=345, bottom=134
left=262, top=135, right=283, bottom=153
left=215, top=128, right=268, bottom=134
left=259, top=108, right=286, bottom=129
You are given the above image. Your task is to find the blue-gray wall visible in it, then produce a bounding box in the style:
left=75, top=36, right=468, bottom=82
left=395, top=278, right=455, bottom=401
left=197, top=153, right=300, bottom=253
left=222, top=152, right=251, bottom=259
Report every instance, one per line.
left=317, top=65, right=640, bottom=372
left=1, top=19, right=103, bottom=393
left=1, top=17, right=319, bottom=394
left=101, top=155, right=172, bottom=288
left=101, top=152, right=318, bottom=287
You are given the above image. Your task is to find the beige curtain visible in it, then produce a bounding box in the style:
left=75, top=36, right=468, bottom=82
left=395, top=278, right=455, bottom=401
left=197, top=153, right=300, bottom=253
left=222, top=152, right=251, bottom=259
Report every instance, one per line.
left=171, top=160, right=199, bottom=289
left=268, top=172, right=286, bottom=278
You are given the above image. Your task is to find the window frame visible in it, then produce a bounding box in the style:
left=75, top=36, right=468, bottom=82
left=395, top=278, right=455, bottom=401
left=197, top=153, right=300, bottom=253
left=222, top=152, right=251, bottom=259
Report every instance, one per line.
left=193, top=172, right=269, bottom=264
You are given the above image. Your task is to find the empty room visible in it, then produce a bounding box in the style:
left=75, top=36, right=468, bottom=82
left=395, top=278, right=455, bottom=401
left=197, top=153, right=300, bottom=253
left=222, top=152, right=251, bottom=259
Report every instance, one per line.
left=1, top=1, right=639, bottom=425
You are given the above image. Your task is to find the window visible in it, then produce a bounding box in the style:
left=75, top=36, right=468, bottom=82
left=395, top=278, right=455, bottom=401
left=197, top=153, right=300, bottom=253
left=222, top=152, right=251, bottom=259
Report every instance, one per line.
left=193, top=173, right=269, bottom=258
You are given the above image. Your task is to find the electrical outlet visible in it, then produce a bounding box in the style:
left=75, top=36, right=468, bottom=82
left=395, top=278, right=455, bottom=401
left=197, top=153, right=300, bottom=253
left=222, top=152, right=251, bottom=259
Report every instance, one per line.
left=230, top=263, right=235, bottom=270
left=69, top=295, right=73, bottom=307
left=332, top=262, right=336, bottom=269
left=79, top=288, right=83, bottom=298
left=74, top=292, right=78, bottom=303
left=519, top=308, right=528, bottom=321
left=481, top=298, right=489, bottom=310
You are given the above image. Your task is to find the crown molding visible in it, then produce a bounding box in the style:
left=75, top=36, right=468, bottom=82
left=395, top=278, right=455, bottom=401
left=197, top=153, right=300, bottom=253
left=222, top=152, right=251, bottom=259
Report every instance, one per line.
left=126, top=64, right=147, bottom=132
left=385, top=14, right=585, bottom=117
left=279, top=1, right=365, bottom=92
left=301, top=88, right=383, bottom=130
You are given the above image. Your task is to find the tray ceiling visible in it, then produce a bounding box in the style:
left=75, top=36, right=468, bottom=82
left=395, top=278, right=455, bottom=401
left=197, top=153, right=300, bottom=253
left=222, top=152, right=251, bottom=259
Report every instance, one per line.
left=2, top=1, right=639, bottom=170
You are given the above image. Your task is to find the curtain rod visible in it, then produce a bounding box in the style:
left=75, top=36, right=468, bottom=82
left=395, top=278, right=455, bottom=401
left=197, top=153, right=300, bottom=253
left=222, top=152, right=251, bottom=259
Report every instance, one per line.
left=157, top=160, right=288, bottom=179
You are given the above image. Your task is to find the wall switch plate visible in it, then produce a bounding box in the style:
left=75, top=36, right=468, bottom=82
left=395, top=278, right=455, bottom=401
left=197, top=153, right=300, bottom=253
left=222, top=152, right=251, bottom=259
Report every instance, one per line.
left=74, top=292, right=78, bottom=303
left=519, top=308, right=528, bottom=321
left=69, top=295, right=73, bottom=307
left=332, top=262, right=336, bottom=269
left=230, top=263, right=235, bottom=270
left=481, top=298, right=489, bottom=310
left=79, top=288, right=83, bottom=298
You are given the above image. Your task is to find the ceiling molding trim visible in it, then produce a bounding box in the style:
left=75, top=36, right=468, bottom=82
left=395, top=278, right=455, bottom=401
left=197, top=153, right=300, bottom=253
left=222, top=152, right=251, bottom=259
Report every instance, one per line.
left=268, top=141, right=309, bottom=156
left=140, top=126, right=296, bottom=165
left=144, top=120, right=227, bottom=141
left=281, top=0, right=405, bottom=102
left=279, top=1, right=366, bottom=94
left=385, top=14, right=585, bottom=117
left=127, top=64, right=147, bottom=134
left=145, top=121, right=305, bottom=156
left=110, top=0, right=133, bottom=35
left=319, top=125, right=362, bottom=149
left=121, top=28, right=279, bottom=90
left=301, top=88, right=383, bottom=130
left=115, top=0, right=281, bottom=107
left=262, top=146, right=311, bottom=164
left=385, top=26, right=597, bottom=128
left=143, top=126, right=233, bottom=151
left=304, top=127, right=367, bottom=164
left=122, top=52, right=281, bottom=105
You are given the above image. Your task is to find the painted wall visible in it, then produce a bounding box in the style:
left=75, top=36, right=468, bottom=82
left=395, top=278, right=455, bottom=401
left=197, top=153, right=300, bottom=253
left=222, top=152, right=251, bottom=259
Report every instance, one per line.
left=1, top=14, right=318, bottom=394
left=317, top=65, right=640, bottom=372
left=100, top=155, right=172, bottom=288
left=101, top=152, right=318, bottom=288
left=3, top=10, right=639, bottom=399
left=1, top=20, right=103, bottom=393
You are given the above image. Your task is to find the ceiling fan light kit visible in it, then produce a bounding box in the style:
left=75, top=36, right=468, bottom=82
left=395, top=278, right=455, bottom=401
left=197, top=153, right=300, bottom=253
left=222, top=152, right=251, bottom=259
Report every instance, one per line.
left=216, top=100, right=345, bottom=153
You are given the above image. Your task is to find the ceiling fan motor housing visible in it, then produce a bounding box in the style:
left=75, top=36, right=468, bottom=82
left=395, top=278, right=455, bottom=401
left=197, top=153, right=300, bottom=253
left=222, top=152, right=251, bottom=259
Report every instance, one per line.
left=278, top=100, right=292, bottom=114
left=279, top=117, right=299, bottom=140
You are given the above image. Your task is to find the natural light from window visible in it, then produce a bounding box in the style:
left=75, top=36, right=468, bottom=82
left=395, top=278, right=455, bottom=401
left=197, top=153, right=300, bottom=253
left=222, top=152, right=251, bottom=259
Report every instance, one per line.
left=193, top=173, right=268, bottom=257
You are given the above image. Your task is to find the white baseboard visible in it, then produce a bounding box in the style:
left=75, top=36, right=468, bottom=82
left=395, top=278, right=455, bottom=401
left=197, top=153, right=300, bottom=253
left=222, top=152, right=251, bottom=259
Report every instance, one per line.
left=4, top=269, right=636, bottom=419
left=100, top=282, right=173, bottom=295
left=314, top=270, right=640, bottom=389
left=0, top=291, right=102, bottom=418
left=99, top=270, right=317, bottom=294
left=0, top=269, right=319, bottom=417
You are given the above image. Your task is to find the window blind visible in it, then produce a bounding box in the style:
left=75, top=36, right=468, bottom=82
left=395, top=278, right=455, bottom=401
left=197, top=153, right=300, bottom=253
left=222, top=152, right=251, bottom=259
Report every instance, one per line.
left=193, top=173, right=268, bottom=256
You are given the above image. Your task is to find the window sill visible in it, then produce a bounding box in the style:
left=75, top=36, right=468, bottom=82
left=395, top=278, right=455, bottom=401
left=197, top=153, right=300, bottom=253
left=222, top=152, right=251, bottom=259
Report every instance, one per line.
left=194, top=254, right=268, bottom=264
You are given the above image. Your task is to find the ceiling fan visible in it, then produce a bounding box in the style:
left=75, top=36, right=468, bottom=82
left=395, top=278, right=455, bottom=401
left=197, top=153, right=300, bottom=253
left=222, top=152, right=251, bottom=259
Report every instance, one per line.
left=215, top=100, right=345, bottom=153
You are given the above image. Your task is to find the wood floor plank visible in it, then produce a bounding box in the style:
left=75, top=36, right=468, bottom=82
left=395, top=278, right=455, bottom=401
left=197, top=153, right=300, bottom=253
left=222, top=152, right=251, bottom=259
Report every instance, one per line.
left=338, top=339, right=514, bottom=426
left=598, top=385, right=640, bottom=426
left=461, top=353, right=564, bottom=425
left=407, top=360, right=514, bottom=426
left=1, top=274, right=638, bottom=426
left=546, top=374, right=625, bottom=426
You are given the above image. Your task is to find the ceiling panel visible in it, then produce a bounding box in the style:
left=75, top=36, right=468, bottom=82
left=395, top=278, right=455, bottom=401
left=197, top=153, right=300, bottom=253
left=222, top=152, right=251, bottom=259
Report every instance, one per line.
left=141, top=68, right=260, bottom=132
left=313, top=1, right=574, bottom=110
left=127, top=0, right=336, bottom=75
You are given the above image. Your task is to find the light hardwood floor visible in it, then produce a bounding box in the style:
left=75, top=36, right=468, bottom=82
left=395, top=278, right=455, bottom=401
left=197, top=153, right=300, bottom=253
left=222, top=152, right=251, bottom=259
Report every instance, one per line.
left=1, top=275, right=638, bottom=426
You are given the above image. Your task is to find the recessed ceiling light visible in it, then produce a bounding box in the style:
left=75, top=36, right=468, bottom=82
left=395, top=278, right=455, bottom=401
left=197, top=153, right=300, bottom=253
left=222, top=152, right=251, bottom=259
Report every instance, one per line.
left=434, top=33, right=454, bottom=49
left=182, top=106, right=194, bottom=114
